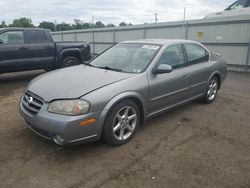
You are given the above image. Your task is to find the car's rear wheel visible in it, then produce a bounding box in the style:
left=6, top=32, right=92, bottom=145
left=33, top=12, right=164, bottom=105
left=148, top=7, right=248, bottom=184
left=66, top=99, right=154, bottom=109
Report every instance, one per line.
left=103, top=100, right=140, bottom=146
left=201, top=76, right=219, bottom=104
left=62, top=56, right=80, bottom=67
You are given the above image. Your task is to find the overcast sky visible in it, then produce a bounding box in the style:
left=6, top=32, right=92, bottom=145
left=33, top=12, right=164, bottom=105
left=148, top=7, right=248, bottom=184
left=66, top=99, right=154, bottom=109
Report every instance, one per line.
left=1, top=0, right=234, bottom=25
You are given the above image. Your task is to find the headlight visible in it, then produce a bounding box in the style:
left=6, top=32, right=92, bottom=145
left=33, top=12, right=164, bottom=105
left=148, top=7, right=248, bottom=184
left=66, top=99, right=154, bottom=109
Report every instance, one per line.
left=48, top=99, right=90, bottom=115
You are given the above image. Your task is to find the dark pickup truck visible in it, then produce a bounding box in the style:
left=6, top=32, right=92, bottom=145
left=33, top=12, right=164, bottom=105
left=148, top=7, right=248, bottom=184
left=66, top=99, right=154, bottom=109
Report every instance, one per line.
left=0, top=28, right=91, bottom=74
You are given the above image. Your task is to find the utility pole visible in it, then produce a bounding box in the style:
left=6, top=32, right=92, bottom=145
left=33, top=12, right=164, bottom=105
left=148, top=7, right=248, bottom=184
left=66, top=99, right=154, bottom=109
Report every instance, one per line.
left=183, top=7, right=186, bottom=22
left=154, top=13, right=158, bottom=23
left=92, top=16, right=94, bottom=28
left=54, top=20, right=57, bottom=31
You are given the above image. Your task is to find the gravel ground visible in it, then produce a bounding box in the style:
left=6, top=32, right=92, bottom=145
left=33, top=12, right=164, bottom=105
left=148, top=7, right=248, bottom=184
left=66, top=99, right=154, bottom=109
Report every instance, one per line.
left=0, top=70, right=249, bottom=188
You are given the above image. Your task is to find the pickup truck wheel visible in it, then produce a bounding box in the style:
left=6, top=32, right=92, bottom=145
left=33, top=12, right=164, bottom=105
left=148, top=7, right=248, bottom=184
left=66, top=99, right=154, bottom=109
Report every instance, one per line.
left=62, top=56, right=80, bottom=67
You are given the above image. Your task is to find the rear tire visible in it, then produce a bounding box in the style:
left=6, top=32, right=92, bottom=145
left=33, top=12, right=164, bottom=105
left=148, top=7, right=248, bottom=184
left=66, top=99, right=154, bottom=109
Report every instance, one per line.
left=61, top=56, right=80, bottom=68
left=201, top=76, right=219, bottom=104
left=103, top=100, right=140, bottom=146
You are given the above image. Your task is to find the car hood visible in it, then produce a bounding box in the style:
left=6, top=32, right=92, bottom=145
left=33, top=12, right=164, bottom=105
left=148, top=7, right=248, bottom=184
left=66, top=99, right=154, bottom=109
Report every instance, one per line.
left=27, top=65, right=134, bottom=102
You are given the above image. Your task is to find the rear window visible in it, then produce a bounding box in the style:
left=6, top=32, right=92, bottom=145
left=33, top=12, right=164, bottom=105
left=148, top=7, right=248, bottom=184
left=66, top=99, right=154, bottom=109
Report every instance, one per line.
left=27, top=30, right=46, bottom=44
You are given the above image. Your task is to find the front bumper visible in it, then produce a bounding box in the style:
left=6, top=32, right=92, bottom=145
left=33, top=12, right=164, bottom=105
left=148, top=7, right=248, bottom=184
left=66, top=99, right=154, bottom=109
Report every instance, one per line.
left=19, top=97, right=101, bottom=145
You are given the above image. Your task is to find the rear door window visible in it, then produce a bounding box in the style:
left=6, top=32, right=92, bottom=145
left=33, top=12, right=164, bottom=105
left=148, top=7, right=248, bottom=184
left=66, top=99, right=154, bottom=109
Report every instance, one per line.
left=26, top=30, right=46, bottom=44
left=184, top=43, right=209, bottom=64
left=44, top=31, right=53, bottom=42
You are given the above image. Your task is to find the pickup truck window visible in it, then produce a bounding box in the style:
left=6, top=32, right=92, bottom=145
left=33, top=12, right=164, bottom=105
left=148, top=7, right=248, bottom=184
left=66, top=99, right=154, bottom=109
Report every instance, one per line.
left=27, top=30, right=46, bottom=44
left=0, top=31, right=24, bottom=44
left=227, top=0, right=248, bottom=10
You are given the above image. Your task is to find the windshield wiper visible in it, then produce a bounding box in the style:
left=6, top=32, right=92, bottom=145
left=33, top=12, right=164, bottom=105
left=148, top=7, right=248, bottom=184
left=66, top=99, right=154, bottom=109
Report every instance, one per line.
left=82, top=62, right=93, bottom=67
left=97, top=66, right=123, bottom=72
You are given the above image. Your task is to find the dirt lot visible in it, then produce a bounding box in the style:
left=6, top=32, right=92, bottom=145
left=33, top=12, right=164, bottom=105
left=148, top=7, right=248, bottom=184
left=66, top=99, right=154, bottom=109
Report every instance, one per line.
left=0, top=70, right=250, bottom=188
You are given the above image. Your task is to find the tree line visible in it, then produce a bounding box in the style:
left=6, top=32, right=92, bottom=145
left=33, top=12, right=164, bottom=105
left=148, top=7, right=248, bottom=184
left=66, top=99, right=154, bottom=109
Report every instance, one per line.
left=0, top=17, right=133, bottom=31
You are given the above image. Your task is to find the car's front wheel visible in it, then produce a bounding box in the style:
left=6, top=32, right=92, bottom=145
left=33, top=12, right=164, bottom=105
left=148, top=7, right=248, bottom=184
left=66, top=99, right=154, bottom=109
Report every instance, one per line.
left=202, top=76, right=219, bottom=104
left=103, top=100, right=140, bottom=146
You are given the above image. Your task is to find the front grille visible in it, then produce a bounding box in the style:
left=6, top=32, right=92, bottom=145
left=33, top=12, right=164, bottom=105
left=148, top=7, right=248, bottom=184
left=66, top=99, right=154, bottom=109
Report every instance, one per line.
left=22, top=92, right=44, bottom=116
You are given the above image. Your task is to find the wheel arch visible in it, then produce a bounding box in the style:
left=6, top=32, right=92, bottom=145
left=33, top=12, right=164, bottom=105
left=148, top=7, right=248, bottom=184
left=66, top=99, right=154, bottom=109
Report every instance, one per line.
left=97, top=92, right=147, bottom=138
left=104, top=92, right=146, bottom=125
left=58, top=48, right=82, bottom=63
left=209, top=71, right=221, bottom=90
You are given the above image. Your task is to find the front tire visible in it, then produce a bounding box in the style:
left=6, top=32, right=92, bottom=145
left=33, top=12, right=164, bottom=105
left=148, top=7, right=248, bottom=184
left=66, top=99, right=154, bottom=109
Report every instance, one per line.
left=201, top=77, right=219, bottom=104
left=62, top=56, right=80, bottom=68
left=103, top=100, right=140, bottom=146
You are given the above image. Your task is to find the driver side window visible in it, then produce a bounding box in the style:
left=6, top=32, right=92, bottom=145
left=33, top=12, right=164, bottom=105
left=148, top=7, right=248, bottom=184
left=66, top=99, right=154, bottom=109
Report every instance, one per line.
left=158, top=44, right=185, bottom=69
left=0, top=31, right=24, bottom=44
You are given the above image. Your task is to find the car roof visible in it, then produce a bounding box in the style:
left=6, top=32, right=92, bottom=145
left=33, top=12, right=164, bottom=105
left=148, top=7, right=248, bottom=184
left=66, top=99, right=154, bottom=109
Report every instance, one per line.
left=0, top=27, right=50, bottom=32
left=120, top=39, right=197, bottom=46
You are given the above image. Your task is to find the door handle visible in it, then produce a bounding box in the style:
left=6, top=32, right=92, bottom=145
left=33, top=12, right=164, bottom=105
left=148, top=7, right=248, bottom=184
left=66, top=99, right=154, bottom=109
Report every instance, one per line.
left=183, top=74, right=189, bottom=78
left=45, top=46, right=52, bottom=49
left=19, top=46, right=28, bottom=50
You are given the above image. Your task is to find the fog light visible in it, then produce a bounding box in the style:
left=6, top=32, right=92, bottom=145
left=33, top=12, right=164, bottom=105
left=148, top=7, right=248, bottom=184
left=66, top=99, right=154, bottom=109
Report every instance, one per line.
left=53, top=135, right=64, bottom=145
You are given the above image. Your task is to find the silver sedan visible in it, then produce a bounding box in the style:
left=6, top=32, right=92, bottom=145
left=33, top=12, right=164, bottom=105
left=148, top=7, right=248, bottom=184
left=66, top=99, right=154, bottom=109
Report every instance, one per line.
left=19, top=39, right=227, bottom=146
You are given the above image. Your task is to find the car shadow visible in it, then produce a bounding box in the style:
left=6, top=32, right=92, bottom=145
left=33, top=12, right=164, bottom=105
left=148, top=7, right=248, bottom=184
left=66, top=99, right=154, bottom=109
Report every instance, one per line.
left=0, top=70, right=45, bottom=83
left=16, top=99, right=207, bottom=168
left=46, top=101, right=202, bottom=151
left=0, top=70, right=45, bottom=98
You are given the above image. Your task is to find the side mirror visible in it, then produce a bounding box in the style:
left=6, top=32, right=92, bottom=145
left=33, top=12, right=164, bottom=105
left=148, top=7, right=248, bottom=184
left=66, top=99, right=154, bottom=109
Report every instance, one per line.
left=92, top=54, right=98, bottom=58
left=153, top=64, right=172, bottom=74
left=212, top=52, right=221, bottom=57
left=0, top=39, right=3, bottom=44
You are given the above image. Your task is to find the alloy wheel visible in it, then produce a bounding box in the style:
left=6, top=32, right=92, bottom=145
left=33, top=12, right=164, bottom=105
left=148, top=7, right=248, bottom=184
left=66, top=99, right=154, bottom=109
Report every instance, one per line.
left=207, top=79, right=218, bottom=101
left=112, top=106, right=137, bottom=141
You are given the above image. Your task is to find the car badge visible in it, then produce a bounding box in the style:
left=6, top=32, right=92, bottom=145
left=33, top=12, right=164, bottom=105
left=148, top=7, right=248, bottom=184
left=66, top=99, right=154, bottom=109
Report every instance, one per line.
left=27, top=96, right=33, bottom=105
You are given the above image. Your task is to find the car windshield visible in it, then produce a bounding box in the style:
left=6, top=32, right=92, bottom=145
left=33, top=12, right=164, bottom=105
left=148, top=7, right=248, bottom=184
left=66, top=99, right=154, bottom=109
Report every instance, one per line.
left=89, top=43, right=161, bottom=73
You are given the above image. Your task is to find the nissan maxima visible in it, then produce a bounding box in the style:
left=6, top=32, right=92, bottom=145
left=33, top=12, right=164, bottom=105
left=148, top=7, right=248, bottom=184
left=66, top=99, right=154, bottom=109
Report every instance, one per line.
left=20, top=39, right=227, bottom=146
